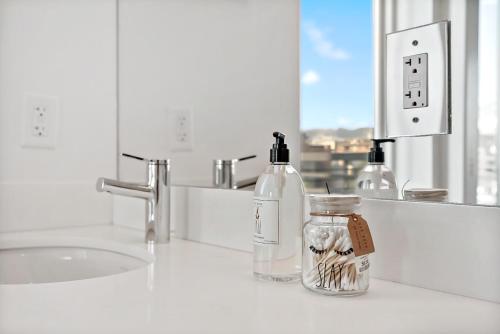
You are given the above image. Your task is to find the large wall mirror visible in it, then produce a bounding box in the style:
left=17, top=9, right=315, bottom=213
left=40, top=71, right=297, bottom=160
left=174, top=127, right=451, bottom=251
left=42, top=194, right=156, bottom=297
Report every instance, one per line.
left=300, top=0, right=499, bottom=207
left=117, top=0, right=499, bottom=208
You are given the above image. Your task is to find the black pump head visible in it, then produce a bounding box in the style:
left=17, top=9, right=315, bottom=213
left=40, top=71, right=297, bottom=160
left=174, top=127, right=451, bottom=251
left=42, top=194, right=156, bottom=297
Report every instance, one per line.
left=369, top=138, right=395, bottom=163
left=270, top=131, right=289, bottom=163
left=273, top=132, right=285, bottom=145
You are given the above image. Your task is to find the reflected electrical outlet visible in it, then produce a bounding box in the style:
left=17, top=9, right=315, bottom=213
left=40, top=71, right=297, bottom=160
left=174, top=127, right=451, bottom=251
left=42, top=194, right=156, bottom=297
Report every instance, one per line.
left=169, top=108, right=194, bottom=152
left=386, top=21, right=451, bottom=137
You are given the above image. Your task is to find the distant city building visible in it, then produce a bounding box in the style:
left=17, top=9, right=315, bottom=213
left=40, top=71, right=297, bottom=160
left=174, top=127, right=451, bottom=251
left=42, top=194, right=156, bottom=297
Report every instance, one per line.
left=301, top=128, right=373, bottom=194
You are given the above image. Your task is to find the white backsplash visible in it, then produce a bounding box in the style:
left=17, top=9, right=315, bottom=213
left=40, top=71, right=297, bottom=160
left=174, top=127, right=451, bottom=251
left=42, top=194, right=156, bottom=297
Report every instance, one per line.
left=114, top=188, right=500, bottom=303
left=362, top=198, right=500, bottom=304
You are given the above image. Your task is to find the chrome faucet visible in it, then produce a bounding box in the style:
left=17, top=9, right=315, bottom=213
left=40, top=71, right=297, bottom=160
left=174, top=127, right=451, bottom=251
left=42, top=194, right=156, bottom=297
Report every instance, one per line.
left=96, top=153, right=171, bottom=243
left=213, top=155, right=258, bottom=189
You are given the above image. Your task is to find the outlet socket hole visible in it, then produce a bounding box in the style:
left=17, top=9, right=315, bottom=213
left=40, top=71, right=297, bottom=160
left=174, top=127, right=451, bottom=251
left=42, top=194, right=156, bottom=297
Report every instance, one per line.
left=412, top=101, right=417, bottom=106
left=412, top=68, right=417, bottom=73
left=412, top=117, right=419, bottom=123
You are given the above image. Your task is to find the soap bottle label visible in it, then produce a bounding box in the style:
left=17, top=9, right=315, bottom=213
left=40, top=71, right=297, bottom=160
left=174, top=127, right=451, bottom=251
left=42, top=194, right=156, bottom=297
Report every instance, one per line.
left=253, top=198, right=279, bottom=245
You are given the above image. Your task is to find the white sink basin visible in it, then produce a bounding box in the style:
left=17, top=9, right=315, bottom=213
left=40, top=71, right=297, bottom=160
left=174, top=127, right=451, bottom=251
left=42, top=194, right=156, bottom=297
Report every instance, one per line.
left=0, top=238, right=154, bottom=284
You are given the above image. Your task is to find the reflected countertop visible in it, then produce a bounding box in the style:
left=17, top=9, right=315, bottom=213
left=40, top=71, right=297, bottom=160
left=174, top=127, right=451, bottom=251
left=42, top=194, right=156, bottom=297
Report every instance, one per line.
left=0, top=225, right=499, bottom=334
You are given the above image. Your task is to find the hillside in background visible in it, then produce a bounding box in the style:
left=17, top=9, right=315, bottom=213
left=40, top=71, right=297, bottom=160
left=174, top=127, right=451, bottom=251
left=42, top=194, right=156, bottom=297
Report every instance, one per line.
left=302, top=127, right=373, bottom=146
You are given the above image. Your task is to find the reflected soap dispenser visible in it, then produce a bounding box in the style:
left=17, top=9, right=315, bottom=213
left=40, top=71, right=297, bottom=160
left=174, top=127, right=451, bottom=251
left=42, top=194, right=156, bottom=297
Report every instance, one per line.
left=253, top=132, right=305, bottom=282
left=356, top=139, right=398, bottom=200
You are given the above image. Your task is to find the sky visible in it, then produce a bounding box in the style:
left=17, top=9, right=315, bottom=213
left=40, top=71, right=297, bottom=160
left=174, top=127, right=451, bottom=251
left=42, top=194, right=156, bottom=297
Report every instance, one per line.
left=300, top=0, right=374, bottom=130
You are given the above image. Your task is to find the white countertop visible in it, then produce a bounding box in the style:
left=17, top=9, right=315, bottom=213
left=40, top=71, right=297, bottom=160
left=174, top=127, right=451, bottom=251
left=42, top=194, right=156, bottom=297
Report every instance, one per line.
left=1, top=225, right=499, bottom=334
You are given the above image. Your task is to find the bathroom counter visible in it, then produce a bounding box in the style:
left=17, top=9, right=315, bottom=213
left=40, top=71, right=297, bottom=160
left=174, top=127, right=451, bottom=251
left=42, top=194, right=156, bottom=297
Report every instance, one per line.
left=1, top=225, right=499, bottom=334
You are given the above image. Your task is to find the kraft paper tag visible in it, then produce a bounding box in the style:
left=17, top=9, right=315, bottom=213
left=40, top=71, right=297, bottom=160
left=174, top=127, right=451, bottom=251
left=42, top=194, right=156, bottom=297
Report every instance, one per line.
left=347, top=214, right=375, bottom=256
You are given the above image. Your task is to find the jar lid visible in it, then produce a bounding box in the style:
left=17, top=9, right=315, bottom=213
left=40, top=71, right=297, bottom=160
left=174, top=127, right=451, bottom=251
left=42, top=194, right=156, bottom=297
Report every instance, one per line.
left=309, top=194, right=361, bottom=206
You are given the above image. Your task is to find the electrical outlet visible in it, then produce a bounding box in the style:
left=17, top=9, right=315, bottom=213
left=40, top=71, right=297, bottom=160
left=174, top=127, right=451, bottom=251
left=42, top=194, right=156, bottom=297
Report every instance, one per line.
left=170, top=108, right=193, bottom=151
left=33, top=125, right=48, bottom=137
left=386, top=21, right=450, bottom=137
left=403, top=53, right=428, bottom=109
left=22, top=94, right=59, bottom=149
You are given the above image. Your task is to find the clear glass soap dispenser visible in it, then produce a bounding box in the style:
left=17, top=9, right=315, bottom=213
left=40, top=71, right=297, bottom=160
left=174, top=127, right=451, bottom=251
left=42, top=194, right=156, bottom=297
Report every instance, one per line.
left=356, top=139, right=398, bottom=199
left=253, top=132, right=305, bottom=282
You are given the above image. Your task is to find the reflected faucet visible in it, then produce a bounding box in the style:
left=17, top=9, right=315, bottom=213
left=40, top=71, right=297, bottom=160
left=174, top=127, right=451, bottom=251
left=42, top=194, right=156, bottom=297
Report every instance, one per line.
left=213, top=155, right=258, bottom=189
left=96, top=153, right=171, bottom=243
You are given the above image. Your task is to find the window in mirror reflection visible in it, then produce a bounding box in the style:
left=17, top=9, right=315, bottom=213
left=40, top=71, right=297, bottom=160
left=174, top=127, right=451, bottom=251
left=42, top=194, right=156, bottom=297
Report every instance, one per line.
left=477, top=0, right=499, bottom=205
left=300, top=0, right=373, bottom=194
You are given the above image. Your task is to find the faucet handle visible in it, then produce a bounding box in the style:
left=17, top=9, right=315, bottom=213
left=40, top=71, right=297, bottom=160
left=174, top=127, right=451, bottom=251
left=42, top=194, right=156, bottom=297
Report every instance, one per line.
left=122, top=153, right=169, bottom=165
left=122, top=153, right=146, bottom=161
left=236, top=155, right=257, bottom=162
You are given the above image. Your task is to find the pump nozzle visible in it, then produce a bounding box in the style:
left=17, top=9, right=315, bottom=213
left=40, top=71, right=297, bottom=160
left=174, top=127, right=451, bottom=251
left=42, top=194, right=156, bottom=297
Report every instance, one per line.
left=270, top=131, right=289, bottom=163
left=372, top=138, right=395, bottom=148
left=273, top=132, right=285, bottom=144
left=369, top=138, right=395, bottom=163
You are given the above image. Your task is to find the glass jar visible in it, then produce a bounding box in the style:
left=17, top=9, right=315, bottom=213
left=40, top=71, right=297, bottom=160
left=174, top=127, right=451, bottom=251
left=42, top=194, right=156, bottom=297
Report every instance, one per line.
left=302, top=194, right=369, bottom=296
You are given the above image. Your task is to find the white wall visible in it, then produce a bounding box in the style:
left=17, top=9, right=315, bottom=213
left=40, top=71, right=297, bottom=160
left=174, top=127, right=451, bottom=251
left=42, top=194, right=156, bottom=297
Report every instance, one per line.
left=0, top=0, right=117, bottom=231
left=118, top=0, right=300, bottom=185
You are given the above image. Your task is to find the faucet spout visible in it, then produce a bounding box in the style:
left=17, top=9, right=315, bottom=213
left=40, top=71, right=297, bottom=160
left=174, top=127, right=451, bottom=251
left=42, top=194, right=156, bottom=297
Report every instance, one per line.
left=96, top=177, right=153, bottom=200
left=96, top=154, right=171, bottom=244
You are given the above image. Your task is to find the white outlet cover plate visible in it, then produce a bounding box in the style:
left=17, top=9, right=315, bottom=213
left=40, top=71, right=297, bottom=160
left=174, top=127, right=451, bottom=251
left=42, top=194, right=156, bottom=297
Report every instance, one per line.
left=22, top=94, right=59, bottom=149
left=169, top=108, right=193, bottom=152
left=386, top=21, right=450, bottom=138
